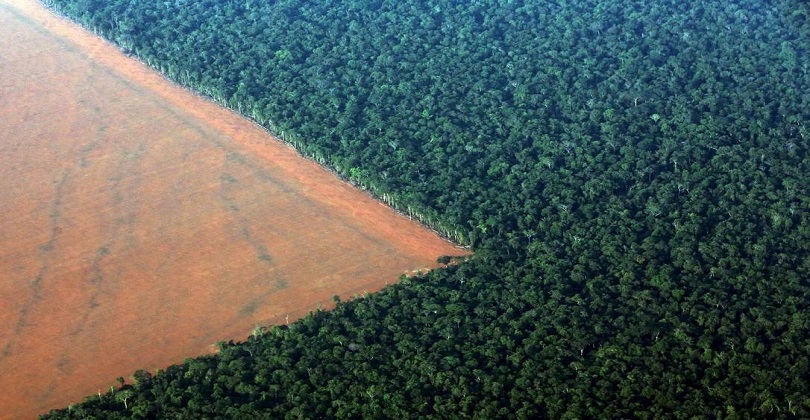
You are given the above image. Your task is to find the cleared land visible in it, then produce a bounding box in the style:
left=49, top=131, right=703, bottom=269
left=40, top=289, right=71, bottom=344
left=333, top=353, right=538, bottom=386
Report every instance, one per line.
left=0, top=0, right=467, bottom=417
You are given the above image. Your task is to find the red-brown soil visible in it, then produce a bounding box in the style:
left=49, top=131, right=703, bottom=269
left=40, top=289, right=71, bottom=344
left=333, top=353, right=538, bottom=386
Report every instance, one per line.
left=0, top=1, right=468, bottom=417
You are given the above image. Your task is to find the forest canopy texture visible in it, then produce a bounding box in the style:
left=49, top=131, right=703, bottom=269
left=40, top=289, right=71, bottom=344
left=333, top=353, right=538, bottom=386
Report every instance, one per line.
left=41, top=0, right=808, bottom=418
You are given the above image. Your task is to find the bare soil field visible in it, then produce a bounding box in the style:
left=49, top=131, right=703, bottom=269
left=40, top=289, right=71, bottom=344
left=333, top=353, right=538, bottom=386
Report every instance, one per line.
left=0, top=0, right=467, bottom=417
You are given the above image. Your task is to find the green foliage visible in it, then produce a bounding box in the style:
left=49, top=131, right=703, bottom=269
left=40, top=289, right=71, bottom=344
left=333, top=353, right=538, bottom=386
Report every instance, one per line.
left=40, top=0, right=808, bottom=418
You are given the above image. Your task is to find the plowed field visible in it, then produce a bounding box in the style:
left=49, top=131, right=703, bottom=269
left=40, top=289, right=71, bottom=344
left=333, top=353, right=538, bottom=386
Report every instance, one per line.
left=0, top=1, right=466, bottom=417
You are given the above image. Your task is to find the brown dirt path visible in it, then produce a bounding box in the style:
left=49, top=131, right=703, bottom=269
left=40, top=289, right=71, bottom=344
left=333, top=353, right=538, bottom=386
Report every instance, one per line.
left=0, top=0, right=468, bottom=417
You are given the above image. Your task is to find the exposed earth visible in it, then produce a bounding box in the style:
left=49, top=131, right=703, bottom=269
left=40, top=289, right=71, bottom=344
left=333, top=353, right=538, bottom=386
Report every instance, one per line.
left=0, top=0, right=466, bottom=417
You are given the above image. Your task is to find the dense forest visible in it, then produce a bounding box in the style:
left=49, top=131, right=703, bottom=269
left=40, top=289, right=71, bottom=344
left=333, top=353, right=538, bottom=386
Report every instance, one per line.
left=41, top=0, right=808, bottom=417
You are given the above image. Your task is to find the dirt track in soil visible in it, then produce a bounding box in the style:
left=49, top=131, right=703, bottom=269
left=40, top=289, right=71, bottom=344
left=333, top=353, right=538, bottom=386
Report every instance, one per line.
left=0, top=1, right=467, bottom=417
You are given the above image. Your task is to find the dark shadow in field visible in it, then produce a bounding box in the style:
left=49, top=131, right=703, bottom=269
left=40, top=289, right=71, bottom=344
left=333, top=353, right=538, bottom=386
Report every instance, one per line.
left=238, top=277, right=288, bottom=316
left=12, top=169, right=71, bottom=347
left=238, top=299, right=262, bottom=316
